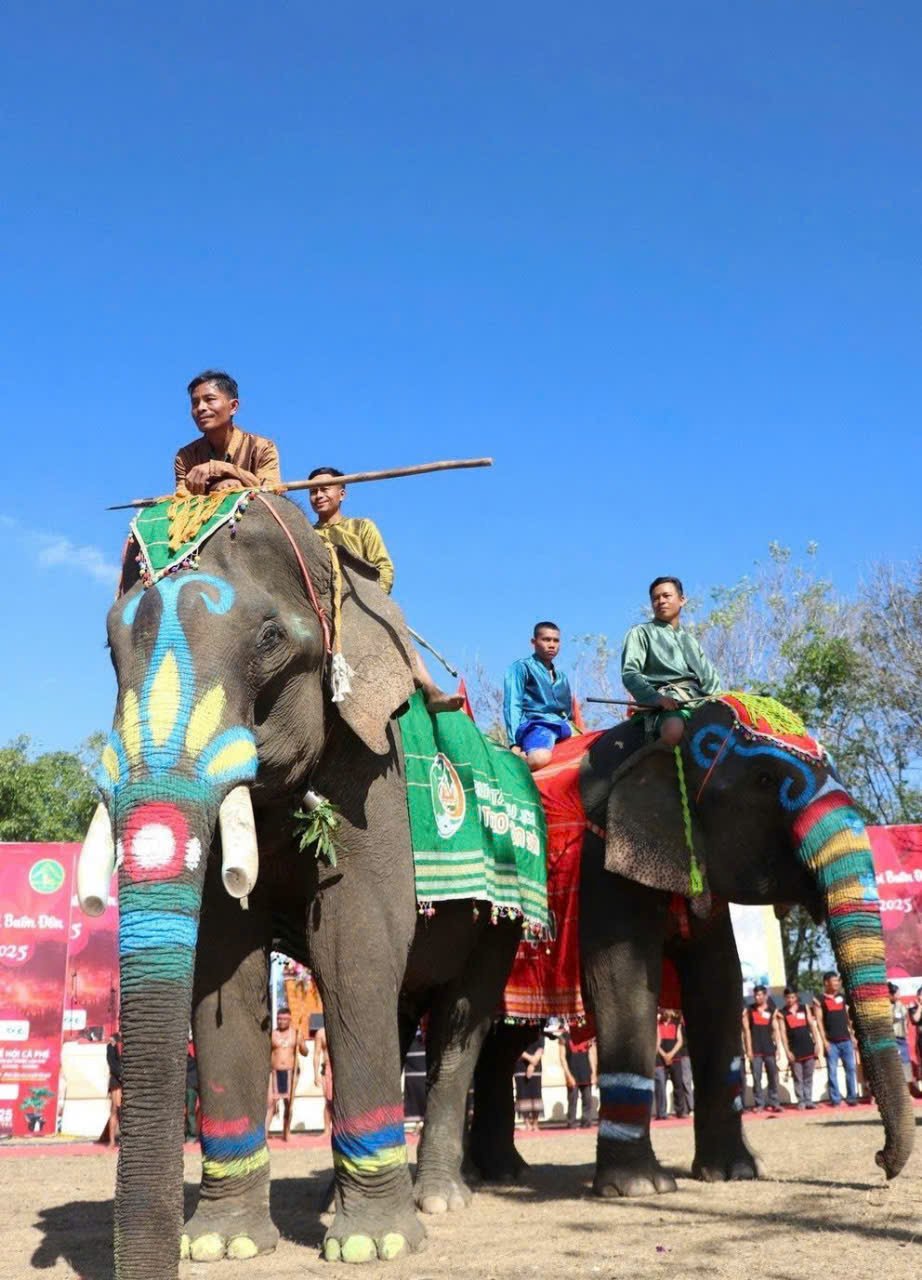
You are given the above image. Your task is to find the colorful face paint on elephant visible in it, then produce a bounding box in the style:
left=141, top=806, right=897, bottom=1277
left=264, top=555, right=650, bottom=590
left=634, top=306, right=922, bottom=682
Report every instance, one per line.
left=98, top=574, right=257, bottom=820
left=97, top=575, right=259, bottom=986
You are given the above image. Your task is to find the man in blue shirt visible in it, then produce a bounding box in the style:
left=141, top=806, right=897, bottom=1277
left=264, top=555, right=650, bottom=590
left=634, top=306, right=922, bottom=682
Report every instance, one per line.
left=504, top=622, right=574, bottom=771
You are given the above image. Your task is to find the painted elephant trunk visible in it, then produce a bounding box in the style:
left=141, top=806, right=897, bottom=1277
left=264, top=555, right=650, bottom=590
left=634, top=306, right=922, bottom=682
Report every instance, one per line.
left=112, top=802, right=210, bottom=1279
left=794, top=787, right=914, bottom=1179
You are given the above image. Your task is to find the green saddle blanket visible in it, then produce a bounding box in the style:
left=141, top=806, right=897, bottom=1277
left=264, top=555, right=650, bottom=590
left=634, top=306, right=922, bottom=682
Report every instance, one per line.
left=130, top=490, right=256, bottom=585
left=399, top=693, right=548, bottom=929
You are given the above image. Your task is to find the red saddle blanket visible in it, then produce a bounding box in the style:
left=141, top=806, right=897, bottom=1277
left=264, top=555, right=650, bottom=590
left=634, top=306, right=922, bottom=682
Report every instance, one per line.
left=500, top=731, right=681, bottom=1027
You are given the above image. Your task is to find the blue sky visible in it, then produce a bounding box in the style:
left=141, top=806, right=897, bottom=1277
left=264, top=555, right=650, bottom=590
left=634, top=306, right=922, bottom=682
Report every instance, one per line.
left=1, top=2, right=920, bottom=750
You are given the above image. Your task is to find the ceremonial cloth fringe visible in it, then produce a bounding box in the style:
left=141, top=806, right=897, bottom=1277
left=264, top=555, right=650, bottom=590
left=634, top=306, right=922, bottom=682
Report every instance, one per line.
left=500, top=731, right=682, bottom=1026
left=130, top=490, right=255, bottom=585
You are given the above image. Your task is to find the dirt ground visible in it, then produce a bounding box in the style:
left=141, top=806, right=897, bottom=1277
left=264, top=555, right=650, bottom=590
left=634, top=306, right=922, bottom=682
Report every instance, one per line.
left=7, top=1109, right=922, bottom=1280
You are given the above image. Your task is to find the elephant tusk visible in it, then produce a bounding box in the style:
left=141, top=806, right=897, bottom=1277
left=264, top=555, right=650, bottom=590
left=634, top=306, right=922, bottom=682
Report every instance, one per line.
left=77, top=802, right=116, bottom=917
left=219, top=785, right=259, bottom=901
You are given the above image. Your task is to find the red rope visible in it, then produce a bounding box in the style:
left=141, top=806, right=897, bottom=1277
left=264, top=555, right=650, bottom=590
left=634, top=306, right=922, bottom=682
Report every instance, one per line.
left=254, top=494, right=332, bottom=656
left=695, top=725, right=734, bottom=805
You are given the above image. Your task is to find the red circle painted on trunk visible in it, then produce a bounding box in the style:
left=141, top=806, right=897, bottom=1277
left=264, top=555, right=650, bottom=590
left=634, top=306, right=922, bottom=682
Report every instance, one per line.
left=121, top=803, right=189, bottom=882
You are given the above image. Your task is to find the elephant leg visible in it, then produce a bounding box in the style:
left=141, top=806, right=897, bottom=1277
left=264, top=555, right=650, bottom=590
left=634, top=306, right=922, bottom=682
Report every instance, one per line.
left=414, top=919, right=521, bottom=1215
left=309, top=866, right=424, bottom=1263
left=182, top=864, right=279, bottom=1263
left=676, top=909, right=762, bottom=1183
left=469, top=1020, right=536, bottom=1184
left=580, top=844, right=674, bottom=1197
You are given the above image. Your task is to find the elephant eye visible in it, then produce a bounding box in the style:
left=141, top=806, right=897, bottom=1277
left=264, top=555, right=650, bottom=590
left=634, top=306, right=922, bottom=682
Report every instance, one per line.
left=758, top=772, right=774, bottom=787
left=257, top=621, right=286, bottom=652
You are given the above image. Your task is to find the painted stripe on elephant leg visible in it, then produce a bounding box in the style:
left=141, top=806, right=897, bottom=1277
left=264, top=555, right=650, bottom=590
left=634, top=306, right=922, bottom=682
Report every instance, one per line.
left=597, top=1073, right=653, bottom=1142
left=200, top=1117, right=269, bottom=1180
left=726, top=1054, right=743, bottom=1111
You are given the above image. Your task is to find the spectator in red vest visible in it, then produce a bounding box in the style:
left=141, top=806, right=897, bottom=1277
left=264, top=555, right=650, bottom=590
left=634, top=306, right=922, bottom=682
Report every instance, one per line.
left=775, top=987, right=823, bottom=1109
left=655, top=1008, right=691, bottom=1119
left=742, top=985, right=782, bottom=1112
left=812, top=971, right=859, bottom=1106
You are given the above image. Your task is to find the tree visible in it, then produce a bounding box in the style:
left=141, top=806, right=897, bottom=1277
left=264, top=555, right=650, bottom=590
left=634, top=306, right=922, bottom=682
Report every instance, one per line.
left=0, top=734, right=103, bottom=842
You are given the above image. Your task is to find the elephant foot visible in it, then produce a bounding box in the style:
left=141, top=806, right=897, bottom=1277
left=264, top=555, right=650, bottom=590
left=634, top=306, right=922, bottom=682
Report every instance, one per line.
left=181, top=1198, right=279, bottom=1262
left=322, top=1206, right=426, bottom=1263
left=693, top=1130, right=763, bottom=1183
left=413, top=1170, right=472, bottom=1215
left=593, top=1139, right=677, bottom=1198
left=467, top=1137, right=528, bottom=1185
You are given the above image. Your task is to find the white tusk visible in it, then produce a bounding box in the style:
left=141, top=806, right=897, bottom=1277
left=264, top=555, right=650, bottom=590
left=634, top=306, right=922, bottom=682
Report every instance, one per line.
left=77, top=803, right=116, bottom=917
left=219, top=786, right=259, bottom=900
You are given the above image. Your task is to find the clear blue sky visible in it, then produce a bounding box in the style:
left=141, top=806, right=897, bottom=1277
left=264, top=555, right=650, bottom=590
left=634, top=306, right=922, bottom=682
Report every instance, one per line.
left=2, top=2, right=920, bottom=750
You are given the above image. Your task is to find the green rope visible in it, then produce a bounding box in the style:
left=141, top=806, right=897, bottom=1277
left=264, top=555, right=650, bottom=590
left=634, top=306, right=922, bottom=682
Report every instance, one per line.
left=674, top=746, right=704, bottom=897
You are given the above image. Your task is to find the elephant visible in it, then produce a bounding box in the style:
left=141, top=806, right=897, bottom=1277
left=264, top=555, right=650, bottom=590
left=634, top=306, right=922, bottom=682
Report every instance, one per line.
left=466, top=699, right=914, bottom=1197
left=76, top=493, right=525, bottom=1279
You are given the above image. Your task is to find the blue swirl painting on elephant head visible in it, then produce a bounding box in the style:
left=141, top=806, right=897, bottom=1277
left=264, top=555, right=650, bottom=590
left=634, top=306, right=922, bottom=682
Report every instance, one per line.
left=690, top=693, right=826, bottom=813
left=97, top=573, right=258, bottom=826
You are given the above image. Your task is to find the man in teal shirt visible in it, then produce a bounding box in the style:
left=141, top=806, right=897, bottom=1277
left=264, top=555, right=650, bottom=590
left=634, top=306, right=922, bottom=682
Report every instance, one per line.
left=621, top=576, right=721, bottom=746
left=504, top=622, right=574, bottom=770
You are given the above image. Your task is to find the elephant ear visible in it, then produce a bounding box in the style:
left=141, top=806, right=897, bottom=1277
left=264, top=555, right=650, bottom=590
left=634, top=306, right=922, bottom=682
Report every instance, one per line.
left=605, top=741, right=711, bottom=915
left=333, top=549, right=416, bottom=755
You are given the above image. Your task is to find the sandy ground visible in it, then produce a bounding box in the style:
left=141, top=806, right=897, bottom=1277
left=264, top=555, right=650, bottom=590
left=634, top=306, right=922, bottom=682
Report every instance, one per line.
left=6, top=1109, right=922, bottom=1280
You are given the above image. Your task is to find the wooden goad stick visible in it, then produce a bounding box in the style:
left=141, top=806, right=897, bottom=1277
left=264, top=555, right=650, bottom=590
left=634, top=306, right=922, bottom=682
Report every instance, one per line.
left=107, top=457, right=493, bottom=511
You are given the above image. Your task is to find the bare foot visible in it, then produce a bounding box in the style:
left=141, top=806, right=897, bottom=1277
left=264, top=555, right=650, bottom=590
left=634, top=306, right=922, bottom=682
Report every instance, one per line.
left=424, top=687, right=465, bottom=714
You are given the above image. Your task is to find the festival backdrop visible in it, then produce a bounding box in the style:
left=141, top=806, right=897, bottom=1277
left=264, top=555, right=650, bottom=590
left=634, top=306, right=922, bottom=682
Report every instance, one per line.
left=868, top=825, right=922, bottom=993
left=0, top=843, right=118, bottom=1138
left=0, top=845, right=75, bottom=1137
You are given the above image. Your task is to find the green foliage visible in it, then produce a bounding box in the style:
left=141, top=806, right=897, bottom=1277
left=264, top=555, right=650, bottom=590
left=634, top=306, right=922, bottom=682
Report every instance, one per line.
left=19, top=1086, right=54, bottom=1114
left=293, top=795, right=340, bottom=867
left=0, top=734, right=103, bottom=842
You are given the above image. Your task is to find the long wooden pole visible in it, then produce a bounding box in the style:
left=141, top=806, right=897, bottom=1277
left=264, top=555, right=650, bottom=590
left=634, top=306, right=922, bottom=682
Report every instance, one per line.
left=107, top=457, right=493, bottom=511
left=585, top=696, right=658, bottom=711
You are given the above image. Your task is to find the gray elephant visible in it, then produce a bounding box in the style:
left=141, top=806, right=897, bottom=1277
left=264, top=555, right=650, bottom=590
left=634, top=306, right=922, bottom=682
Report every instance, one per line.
left=77, top=493, right=525, bottom=1279
left=467, top=698, right=913, bottom=1195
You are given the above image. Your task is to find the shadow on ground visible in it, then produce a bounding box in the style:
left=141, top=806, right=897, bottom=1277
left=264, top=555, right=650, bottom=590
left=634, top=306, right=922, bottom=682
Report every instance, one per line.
left=28, top=1174, right=334, bottom=1278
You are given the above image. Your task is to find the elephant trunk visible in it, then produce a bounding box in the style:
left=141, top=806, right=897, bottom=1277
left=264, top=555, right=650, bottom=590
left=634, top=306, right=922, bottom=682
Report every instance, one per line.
left=110, top=803, right=210, bottom=1279
left=794, top=788, right=914, bottom=1179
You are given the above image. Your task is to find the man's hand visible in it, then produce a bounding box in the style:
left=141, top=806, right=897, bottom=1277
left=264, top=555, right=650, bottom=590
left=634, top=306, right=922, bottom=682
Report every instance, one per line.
left=525, top=1063, right=534, bottom=1079
left=657, top=695, right=680, bottom=711
left=183, top=462, right=213, bottom=495
left=564, top=1071, right=576, bottom=1089
left=786, top=1052, right=795, bottom=1066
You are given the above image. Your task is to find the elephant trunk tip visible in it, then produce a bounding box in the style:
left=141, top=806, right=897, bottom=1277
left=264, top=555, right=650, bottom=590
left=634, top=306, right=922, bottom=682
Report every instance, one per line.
left=876, top=1129, right=914, bottom=1181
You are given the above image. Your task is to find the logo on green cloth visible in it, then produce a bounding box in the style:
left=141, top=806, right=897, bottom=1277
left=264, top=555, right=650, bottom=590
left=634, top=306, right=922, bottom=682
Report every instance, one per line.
left=429, top=753, right=466, bottom=838
left=29, top=859, right=65, bottom=895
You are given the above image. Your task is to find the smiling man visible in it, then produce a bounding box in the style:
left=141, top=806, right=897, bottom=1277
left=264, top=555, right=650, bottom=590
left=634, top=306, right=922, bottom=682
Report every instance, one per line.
left=175, top=370, right=281, bottom=495
left=308, top=466, right=462, bottom=712
left=621, top=576, right=721, bottom=745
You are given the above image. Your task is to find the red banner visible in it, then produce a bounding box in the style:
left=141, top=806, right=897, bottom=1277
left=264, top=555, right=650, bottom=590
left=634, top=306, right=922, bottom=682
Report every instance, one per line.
left=868, top=824, right=922, bottom=993
left=62, top=879, right=119, bottom=1046
left=0, top=845, right=75, bottom=1137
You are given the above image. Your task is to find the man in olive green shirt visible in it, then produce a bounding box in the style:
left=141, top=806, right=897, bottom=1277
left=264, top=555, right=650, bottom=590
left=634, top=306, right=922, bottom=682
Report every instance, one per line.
left=308, top=467, right=462, bottom=713
left=621, top=576, right=721, bottom=746
left=308, top=466, right=395, bottom=592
